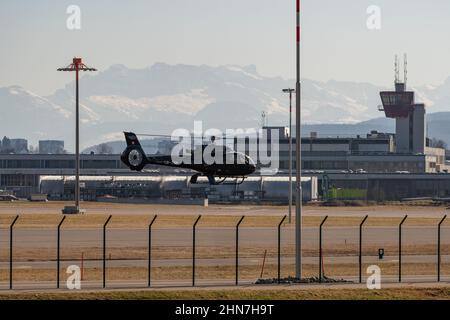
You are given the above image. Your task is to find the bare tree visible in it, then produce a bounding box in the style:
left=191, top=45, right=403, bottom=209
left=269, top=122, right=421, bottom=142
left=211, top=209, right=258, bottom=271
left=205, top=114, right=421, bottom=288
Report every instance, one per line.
left=430, top=138, right=447, bottom=149
left=1, top=136, right=13, bottom=153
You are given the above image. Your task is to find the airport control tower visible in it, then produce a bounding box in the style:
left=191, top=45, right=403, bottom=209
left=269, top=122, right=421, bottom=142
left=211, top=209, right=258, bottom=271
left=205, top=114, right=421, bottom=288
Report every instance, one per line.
left=379, top=54, right=426, bottom=154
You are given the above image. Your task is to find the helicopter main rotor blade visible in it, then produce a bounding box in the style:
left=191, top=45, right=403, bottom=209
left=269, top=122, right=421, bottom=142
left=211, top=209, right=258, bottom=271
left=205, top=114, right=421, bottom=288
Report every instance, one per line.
left=135, top=133, right=258, bottom=140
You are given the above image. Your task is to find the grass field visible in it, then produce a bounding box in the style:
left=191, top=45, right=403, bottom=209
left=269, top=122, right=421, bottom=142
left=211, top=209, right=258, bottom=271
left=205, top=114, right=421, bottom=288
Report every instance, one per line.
left=0, top=200, right=449, bottom=218
left=0, top=212, right=447, bottom=228
left=1, top=243, right=449, bottom=262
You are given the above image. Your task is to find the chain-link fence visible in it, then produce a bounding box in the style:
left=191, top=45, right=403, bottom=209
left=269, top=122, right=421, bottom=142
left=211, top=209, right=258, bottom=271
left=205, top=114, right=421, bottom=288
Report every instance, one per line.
left=0, top=214, right=448, bottom=290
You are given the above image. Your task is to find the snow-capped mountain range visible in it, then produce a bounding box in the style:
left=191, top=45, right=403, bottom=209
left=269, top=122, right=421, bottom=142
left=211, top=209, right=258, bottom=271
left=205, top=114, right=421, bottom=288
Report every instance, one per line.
left=1, top=63, right=450, bottom=150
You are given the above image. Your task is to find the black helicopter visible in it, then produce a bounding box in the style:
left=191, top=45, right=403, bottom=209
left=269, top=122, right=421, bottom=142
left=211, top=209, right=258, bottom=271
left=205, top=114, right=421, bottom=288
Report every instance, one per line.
left=120, top=132, right=256, bottom=184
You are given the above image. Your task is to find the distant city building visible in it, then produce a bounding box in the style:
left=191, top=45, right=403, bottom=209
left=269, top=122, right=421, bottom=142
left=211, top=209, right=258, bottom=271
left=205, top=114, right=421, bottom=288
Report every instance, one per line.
left=0, top=137, right=28, bottom=154
left=39, top=140, right=64, bottom=154
left=10, top=139, right=28, bottom=153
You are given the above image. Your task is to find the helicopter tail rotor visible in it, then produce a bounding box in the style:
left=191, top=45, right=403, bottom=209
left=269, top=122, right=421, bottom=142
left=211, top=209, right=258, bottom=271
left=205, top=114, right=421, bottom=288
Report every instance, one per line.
left=121, top=132, right=147, bottom=171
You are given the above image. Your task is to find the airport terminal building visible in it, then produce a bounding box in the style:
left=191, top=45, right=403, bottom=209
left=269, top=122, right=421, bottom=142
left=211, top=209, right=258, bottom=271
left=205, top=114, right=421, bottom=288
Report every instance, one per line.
left=274, top=129, right=446, bottom=174
left=0, top=154, right=450, bottom=202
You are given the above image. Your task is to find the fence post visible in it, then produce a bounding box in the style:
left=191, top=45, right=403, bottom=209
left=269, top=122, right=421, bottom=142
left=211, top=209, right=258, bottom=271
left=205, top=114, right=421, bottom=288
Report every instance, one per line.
left=148, top=215, right=157, bottom=287
left=81, top=252, right=84, bottom=280
left=235, top=216, right=245, bottom=285
left=192, top=215, right=201, bottom=287
left=103, top=215, right=112, bottom=288
left=9, top=215, right=19, bottom=290
left=277, top=215, right=287, bottom=284
left=399, top=215, right=407, bottom=282
left=57, top=216, right=66, bottom=289
left=319, top=215, right=328, bottom=283
left=260, top=250, right=267, bottom=278
left=359, top=215, right=368, bottom=283
left=438, top=215, right=447, bottom=282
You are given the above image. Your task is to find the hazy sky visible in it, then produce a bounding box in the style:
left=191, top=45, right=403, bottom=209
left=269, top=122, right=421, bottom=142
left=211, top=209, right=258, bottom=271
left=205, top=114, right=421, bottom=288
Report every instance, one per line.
left=1, top=0, right=450, bottom=96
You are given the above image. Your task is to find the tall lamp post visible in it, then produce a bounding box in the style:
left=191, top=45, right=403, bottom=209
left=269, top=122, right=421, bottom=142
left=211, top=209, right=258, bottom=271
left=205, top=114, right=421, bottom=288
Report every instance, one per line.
left=295, top=0, right=303, bottom=279
left=282, top=88, right=295, bottom=224
left=58, top=57, right=97, bottom=214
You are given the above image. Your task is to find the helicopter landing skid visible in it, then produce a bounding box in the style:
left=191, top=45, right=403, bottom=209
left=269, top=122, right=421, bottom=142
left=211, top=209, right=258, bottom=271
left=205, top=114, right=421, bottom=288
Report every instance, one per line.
left=189, top=174, right=246, bottom=185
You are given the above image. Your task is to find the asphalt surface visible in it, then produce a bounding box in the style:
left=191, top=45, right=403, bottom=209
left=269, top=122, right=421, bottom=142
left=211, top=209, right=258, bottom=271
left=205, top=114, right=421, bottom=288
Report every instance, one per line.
left=0, top=277, right=449, bottom=292
left=0, top=203, right=448, bottom=218
left=0, top=226, right=448, bottom=248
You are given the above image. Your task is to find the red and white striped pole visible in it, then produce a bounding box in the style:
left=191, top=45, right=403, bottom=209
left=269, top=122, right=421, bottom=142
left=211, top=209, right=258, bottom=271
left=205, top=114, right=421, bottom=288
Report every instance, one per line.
left=75, top=60, right=80, bottom=213
left=295, top=0, right=303, bottom=279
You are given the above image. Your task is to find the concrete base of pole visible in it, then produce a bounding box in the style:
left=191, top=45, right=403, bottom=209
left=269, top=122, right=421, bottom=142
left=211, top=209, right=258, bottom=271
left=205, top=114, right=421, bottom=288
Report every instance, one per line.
left=256, top=276, right=351, bottom=284
left=62, top=206, right=86, bottom=214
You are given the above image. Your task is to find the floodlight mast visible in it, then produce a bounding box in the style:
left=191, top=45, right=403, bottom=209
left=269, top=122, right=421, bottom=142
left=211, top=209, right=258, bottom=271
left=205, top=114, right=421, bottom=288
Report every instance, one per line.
left=57, top=58, right=97, bottom=214
left=295, top=0, right=303, bottom=279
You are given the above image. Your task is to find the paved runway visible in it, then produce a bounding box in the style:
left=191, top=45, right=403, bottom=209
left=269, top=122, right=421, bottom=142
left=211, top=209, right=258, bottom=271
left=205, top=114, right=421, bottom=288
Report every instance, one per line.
left=0, top=202, right=448, bottom=218
left=1, top=226, right=448, bottom=248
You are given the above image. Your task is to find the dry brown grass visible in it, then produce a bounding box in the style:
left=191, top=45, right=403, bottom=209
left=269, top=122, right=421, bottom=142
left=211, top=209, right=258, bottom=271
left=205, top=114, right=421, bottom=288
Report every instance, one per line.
left=0, top=212, right=447, bottom=229
left=0, top=287, right=449, bottom=300
left=1, top=262, right=449, bottom=283
left=1, top=243, right=449, bottom=262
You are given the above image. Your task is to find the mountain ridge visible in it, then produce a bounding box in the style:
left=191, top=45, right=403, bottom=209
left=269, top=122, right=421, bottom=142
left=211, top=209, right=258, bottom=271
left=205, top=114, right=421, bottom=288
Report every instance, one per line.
left=1, top=62, right=449, bottom=150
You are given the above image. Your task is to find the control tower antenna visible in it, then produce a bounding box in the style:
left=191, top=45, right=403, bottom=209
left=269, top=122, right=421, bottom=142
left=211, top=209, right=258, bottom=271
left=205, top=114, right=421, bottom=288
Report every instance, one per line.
left=404, top=53, right=408, bottom=89
left=394, top=54, right=399, bottom=84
